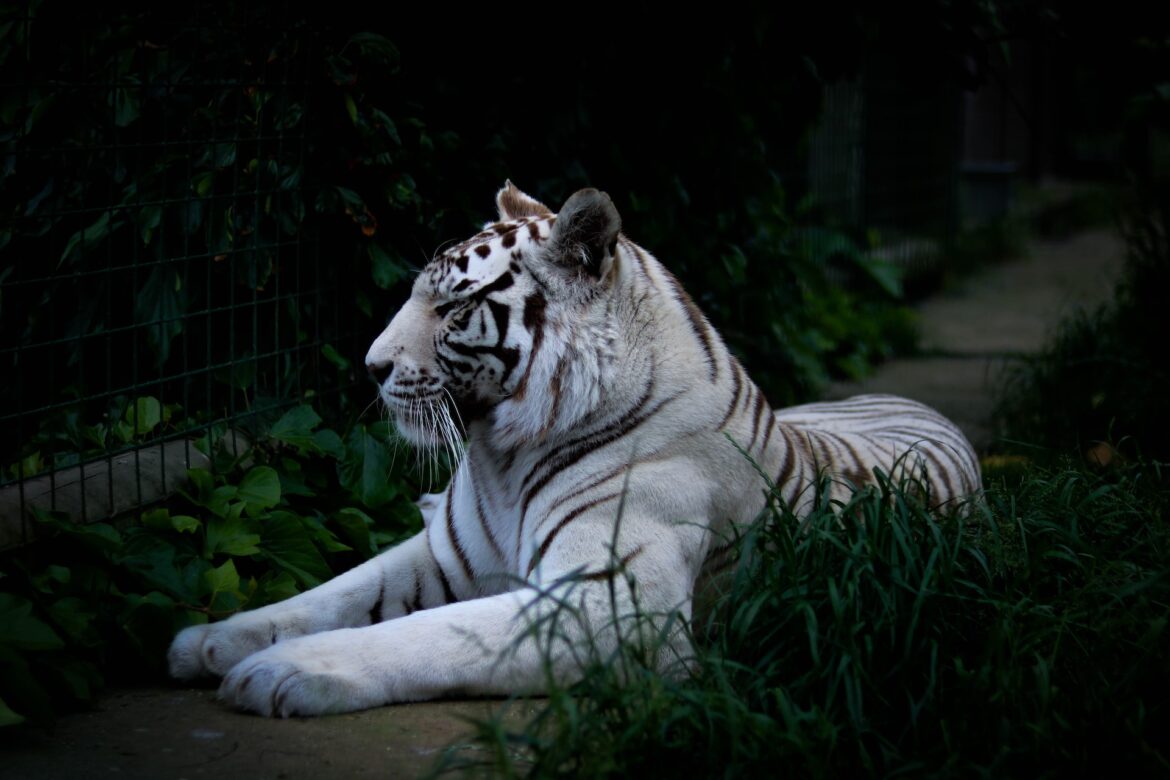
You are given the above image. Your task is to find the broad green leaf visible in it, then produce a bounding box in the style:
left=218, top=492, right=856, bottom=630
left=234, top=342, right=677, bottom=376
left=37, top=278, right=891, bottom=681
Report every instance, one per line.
left=191, top=171, right=214, bottom=197
left=140, top=507, right=172, bottom=531
left=137, top=204, right=162, bottom=245
left=0, top=594, right=64, bottom=652
left=46, top=597, right=96, bottom=645
left=334, top=507, right=377, bottom=558
left=238, top=466, right=281, bottom=515
left=204, top=512, right=261, bottom=558
left=369, top=241, right=406, bottom=289
left=123, top=396, right=162, bottom=437
left=855, top=255, right=904, bottom=298
left=258, top=571, right=300, bottom=604
left=170, top=515, right=200, bottom=533
left=205, top=559, right=240, bottom=595
left=59, top=211, right=120, bottom=267
left=258, top=512, right=331, bottom=588
left=203, top=561, right=246, bottom=615
left=184, top=468, right=216, bottom=507
left=339, top=426, right=397, bottom=508
left=32, top=511, right=122, bottom=554
left=119, top=531, right=205, bottom=602
left=135, top=266, right=186, bottom=365
left=321, top=343, right=351, bottom=372
left=269, top=405, right=322, bottom=451
left=335, top=186, right=365, bottom=209
left=108, top=86, right=140, bottom=127
left=284, top=510, right=351, bottom=554
left=7, top=449, right=43, bottom=479
left=312, top=429, right=345, bottom=459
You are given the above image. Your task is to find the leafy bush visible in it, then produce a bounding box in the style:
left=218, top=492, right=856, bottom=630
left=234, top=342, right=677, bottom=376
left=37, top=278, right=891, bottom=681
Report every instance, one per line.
left=0, top=403, right=428, bottom=726
left=440, top=460, right=1170, bottom=777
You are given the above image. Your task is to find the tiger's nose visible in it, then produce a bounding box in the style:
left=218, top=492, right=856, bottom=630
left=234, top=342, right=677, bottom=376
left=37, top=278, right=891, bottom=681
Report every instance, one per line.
left=367, top=360, right=393, bottom=385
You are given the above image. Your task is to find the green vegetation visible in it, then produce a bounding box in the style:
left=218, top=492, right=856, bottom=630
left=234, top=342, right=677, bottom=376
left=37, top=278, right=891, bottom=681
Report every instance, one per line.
left=438, top=460, right=1169, bottom=777
left=0, top=404, right=428, bottom=726
left=995, top=189, right=1170, bottom=463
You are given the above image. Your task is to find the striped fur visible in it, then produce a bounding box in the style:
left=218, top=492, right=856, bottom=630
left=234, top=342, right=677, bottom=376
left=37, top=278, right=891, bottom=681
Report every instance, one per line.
left=168, top=183, right=981, bottom=716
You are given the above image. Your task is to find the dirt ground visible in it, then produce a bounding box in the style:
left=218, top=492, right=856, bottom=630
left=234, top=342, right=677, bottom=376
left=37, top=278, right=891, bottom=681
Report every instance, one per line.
left=0, top=228, right=1128, bottom=779
left=0, top=685, right=541, bottom=779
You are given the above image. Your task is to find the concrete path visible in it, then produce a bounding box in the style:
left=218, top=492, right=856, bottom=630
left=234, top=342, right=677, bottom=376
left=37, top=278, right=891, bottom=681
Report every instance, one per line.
left=828, top=228, right=1127, bottom=452
left=0, top=228, right=1128, bottom=779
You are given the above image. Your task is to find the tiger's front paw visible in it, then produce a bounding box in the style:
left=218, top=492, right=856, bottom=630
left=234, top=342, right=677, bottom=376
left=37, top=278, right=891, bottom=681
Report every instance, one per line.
left=217, top=631, right=384, bottom=717
left=168, top=615, right=289, bottom=680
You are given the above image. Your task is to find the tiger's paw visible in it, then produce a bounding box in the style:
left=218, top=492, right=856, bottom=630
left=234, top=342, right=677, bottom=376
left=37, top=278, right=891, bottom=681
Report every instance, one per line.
left=217, top=633, right=384, bottom=717
left=168, top=616, right=292, bottom=680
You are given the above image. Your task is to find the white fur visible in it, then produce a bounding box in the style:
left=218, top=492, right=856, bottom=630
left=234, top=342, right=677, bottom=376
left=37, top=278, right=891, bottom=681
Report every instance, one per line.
left=169, top=183, right=980, bottom=716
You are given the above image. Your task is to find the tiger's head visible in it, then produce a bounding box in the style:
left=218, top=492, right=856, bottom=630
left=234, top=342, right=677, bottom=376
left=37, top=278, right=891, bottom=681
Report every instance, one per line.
left=365, top=182, right=622, bottom=451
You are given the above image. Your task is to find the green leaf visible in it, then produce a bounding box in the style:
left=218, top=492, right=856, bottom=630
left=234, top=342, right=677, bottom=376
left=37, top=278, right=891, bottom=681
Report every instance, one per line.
left=312, top=429, right=345, bottom=459
left=140, top=507, right=172, bottom=531
left=335, top=186, right=365, bottom=210
left=257, top=571, right=300, bottom=604
left=237, top=466, right=281, bottom=515
left=334, top=507, right=377, bottom=558
left=204, top=511, right=261, bottom=558
left=138, top=204, right=162, bottom=245
left=108, top=86, right=140, bottom=127
left=0, top=594, right=65, bottom=652
left=270, top=405, right=323, bottom=448
left=205, top=559, right=240, bottom=595
left=258, top=512, right=331, bottom=587
left=135, top=265, right=186, bottom=365
left=321, top=343, right=351, bottom=372
left=348, top=32, right=400, bottom=68
left=278, top=163, right=303, bottom=190
left=369, top=241, right=406, bottom=289
left=59, top=211, right=121, bottom=267
left=171, top=515, right=200, bottom=533
left=123, top=396, right=162, bottom=437
left=32, top=511, right=122, bottom=554
left=184, top=468, right=216, bottom=506
left=339, top=426, right=398, bottom=508
left=119, top=531, right=206, bottom=602
left=6, top=449, right=43, bottom=480
left=855, top=255, right=904, bottom=298
left=289, top=511, right=351, bottom=554
left=46, top=597, right=97, bottom=645
left=344, top=93, right=358, bottom=125
left=191, top=171, right=214, bottom=197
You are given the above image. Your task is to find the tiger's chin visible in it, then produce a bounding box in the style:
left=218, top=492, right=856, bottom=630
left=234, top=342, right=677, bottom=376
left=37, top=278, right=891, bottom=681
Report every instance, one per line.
left=383, top=391, right=481, bottom=454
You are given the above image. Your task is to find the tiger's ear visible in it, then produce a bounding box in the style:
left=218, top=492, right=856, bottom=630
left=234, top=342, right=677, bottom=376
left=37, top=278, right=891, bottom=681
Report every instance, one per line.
left=496, top=180, right=553, bottom=221
left=547, top=188, right=621, bottom=279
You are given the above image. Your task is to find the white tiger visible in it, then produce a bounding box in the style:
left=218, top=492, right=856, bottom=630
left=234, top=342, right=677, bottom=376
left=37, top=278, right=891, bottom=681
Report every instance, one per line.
left=168, top=183, right=981, bottom=716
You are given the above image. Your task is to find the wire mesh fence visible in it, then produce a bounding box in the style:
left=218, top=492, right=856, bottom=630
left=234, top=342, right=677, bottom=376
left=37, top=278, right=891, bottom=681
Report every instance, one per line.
left=1, top=4, right=1015, bottom=548
left=0, top=4, right=370, bottom=544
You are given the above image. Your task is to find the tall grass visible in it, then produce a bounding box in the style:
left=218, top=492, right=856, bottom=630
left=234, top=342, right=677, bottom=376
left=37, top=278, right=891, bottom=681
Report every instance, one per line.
left=995, top=191, right=1170, bottom=462
left=436, top=463, right=1169, bottom=778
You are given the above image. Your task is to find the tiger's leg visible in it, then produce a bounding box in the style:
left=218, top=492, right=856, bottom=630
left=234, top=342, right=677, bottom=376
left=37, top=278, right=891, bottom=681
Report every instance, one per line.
left=216, top=520, right=694, bottom=716
left=168, top=529, right=452, bottom=679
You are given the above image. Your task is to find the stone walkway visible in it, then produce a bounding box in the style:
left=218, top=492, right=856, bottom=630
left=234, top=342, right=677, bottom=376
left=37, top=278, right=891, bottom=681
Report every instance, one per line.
left=0, top=228, right=1129, bottom=779
left=828, top=228, right=1126, bottom=452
